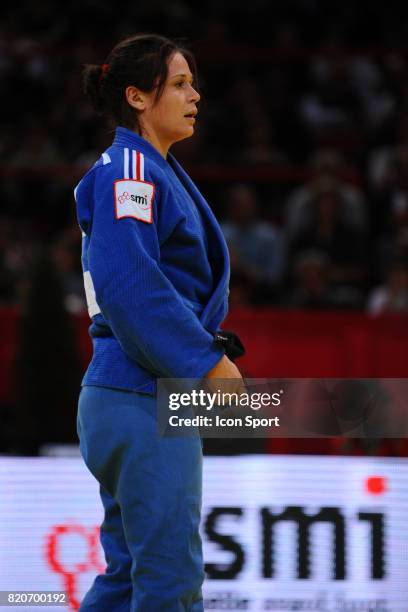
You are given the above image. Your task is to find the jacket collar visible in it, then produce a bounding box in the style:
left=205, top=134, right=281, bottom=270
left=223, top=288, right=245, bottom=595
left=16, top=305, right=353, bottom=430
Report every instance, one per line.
left=112, top=127, right=169, bottom=170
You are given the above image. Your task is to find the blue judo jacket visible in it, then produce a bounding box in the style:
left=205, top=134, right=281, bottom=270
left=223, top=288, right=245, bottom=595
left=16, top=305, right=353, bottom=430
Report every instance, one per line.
left=75, top=127, right=230, bottom=394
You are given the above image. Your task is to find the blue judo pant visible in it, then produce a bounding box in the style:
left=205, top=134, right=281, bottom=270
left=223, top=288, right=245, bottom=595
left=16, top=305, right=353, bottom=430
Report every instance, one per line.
left=77, top=386, right=205, bottom=611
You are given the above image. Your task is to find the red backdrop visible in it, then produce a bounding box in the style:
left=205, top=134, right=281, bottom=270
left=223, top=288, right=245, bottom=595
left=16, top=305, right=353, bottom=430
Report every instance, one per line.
left=2, top=307, right=407, bottom=455
left=2, top=307, right=408, bottom=403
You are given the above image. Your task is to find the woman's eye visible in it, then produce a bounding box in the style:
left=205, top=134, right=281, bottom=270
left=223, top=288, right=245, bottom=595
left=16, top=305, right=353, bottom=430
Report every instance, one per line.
left=175, top=81, right=185, bottom=88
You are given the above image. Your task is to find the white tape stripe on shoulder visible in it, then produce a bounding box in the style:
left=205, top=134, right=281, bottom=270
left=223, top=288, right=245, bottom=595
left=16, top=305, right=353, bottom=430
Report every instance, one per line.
left=140, top=152, right=145, bottom=181
left=102, top=152, right=111, bottom=165
left=132, top=150, right=137, bottom=180
left=124, top=148, right=129, bottom=179
left=83, top=270, right=101, bottom=317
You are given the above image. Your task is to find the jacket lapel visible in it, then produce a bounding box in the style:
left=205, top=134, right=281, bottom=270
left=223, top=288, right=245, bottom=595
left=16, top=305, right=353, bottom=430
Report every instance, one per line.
left=167, top=154, right=230, bottom=328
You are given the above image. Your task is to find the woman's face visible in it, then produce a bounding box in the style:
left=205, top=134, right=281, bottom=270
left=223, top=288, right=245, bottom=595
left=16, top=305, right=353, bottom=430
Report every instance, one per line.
left=137, top=52, right=200, bottom=155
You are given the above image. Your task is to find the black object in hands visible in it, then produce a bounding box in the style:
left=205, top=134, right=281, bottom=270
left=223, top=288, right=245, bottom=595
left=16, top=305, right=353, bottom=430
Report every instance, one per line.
left=214, top=331, right=246, bottom=362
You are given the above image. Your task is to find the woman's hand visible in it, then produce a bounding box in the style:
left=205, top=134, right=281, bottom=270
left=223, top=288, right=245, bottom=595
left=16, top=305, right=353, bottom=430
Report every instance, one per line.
left=205, top=354, right=243, bottom=380
left=205, top=355, right=246, bottom=399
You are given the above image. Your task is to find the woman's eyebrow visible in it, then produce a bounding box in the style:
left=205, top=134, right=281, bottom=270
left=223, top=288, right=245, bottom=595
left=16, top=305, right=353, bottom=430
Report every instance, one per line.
left=170, top=73, right=193, bottom=80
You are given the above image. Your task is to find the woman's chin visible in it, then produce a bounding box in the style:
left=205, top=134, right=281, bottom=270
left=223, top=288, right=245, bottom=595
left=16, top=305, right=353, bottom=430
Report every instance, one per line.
left=173, top=128, right=195, bottom=144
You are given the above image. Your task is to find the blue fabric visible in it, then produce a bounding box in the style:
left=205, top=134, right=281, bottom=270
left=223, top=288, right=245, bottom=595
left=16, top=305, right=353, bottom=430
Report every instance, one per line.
left=77, top=386, right=204, bottom=611
left=75, top=127, right=230, bottom=394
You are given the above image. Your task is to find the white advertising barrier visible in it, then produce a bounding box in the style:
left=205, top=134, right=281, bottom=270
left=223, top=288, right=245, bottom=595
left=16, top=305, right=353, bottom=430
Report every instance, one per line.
left=0, top=456, right=407, bottom=611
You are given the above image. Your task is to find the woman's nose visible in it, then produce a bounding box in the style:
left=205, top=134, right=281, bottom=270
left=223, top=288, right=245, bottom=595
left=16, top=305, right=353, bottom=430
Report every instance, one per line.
left=190, top=85, right=200, bottom=103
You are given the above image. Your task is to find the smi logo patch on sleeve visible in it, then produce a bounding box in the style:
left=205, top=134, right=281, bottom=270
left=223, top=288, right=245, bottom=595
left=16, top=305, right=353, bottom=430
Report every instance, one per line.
left=114, top=179, right=155, bottom=224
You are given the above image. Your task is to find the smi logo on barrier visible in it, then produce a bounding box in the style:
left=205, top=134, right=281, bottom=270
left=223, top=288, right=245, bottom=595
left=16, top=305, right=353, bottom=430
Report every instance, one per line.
left=204, top=505, right=385, bottom=581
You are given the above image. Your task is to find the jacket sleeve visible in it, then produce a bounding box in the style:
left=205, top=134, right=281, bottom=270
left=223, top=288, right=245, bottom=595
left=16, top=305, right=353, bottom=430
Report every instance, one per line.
left=86, top=163, right=224, bottom=379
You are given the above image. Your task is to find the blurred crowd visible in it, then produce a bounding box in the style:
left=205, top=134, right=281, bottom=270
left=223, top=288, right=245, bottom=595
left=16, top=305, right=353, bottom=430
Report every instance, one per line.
left=1, top=0, right=408, bottom=314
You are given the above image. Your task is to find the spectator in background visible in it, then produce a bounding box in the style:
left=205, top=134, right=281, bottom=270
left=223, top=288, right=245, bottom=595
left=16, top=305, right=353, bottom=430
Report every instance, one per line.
left=238, top=115, right=288, bottom=165
left=298, top=52, right=363, bottom=153
left=368, top=144, right=408, bottom=284
left=367, top=259, right=408, bottom=314
left=51, top=228, right=86, bottom=314
left=0, top=216, right=41, bottom=304
left=349, top=53, right=395, bottom=134
left=287, top=148, right=367, bottom=227
left=368, top=54, right=408, bottom=197
left=288, top=182, right=367, bottom=286
left=10, top=124, right=61, bottom=168
left=221, top=183, right=285, bottom=302
left=286, top=148, right=367, bottom=241
left=286, top=250, right=333, bottom=309
left=301, top=48, right=395, bottom=145
left=286, top=249, right=363, bottom=309
left=369, top=132, right=408, bottom=198
left=228, top=268, right=254, bottom=308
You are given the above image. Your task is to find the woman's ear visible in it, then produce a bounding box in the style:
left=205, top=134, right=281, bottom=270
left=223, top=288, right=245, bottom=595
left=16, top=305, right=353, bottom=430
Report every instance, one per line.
left=125, top=86, right=146, bottom=111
